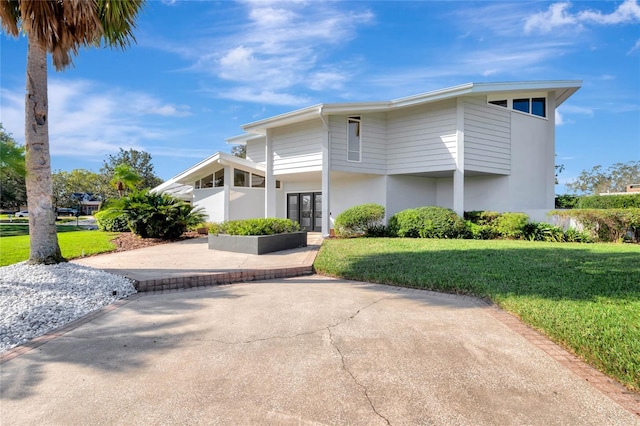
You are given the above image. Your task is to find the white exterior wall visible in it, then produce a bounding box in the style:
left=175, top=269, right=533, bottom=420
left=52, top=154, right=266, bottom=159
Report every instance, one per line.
left=272, top=119, right=323, bottom=174
left=508, top=111, right=553, bottom=210
left=329, top=174, right=386, bottom=224
left=386, top=100, right=457, bottom=174
left=464, top=175, right=510, bottom=212
left=464, top=97, right=511, bottom=175
left=435, top=178, right=454, bottom=209
left=330, top=113, right=387, bottom=174
left=246, top=138, right=266, bottom=164
left=229, top=188, right=265, bottom=220
left=193, top=188, right=226, bottom=223
left=385, top=175, right=437, bottom=218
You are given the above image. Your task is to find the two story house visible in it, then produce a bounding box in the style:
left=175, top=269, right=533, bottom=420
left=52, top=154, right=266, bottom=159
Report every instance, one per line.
left=154, top=81, right=581, bottom=236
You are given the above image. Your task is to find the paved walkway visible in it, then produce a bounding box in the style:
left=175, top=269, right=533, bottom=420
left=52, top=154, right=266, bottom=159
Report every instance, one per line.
left=72, top=233, right=322, bottom=292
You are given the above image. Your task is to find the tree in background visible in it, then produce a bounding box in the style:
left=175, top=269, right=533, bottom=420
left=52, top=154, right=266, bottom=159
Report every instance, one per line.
left=0, top=125, right=27, bottom=210
left=0, top=0, right=145, bottom=264
left=100, top=148, right=163, bottom=197
left=566, top=161, right=640, bottom=194
left=231, top=144, right=247, bottom=159
left=110, top=163, right=142, bottom=197
left=52, top=169, right=105, bottom=209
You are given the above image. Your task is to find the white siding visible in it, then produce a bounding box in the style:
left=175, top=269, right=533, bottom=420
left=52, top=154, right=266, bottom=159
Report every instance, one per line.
left=330, top=113, right=387, bottom=174
left=272, top=119, right=323, bottom=174
left=246, top=138, right=265, bottom=164
left=386, top=100, right=457, bottom=174
left=464, top=97, right=511, bottom=175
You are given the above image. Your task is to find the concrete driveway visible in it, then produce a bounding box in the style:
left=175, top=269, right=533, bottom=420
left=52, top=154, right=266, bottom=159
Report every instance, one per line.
left=1, top=276, right=637, bottom=425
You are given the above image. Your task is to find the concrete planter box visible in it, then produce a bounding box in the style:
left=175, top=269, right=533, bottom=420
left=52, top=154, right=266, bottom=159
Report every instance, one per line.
left=208, top=231, right=307, bottom=255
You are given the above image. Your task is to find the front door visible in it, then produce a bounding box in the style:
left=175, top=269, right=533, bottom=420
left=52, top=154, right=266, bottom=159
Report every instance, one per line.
left=288, top=192, right=321, bottom=232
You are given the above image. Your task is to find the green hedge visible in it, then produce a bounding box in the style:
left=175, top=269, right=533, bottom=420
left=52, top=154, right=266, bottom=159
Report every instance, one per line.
left=465, top=211, right=529, bottom=240
left=334, top=203, right=385, bottom=237
left=551, top=208, right=640, bottom=242
left=577, top=194, right=640, bottom=209
left=94, top=210, right=129, bottom=232
left=209, top=218, right=300, bottom=236
left=389, top=206, right=467, bottom=239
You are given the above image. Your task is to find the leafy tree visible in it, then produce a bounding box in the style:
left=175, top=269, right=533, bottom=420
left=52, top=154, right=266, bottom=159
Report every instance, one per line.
left=566, top=161, right=640, bottom=195
left=52, top=169, right=105, bottom=209
left=0, top=0, right=145, bottom=264
left=101, top=148, right=163, bottom=195
left=110, top=163, right=142, bottom=197
left=0, top=125, right=26, bottom=210
left=231, top=144, right=247, bottom=159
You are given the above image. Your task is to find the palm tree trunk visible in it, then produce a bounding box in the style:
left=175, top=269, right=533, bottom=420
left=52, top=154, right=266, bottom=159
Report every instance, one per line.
left=25, top=33, right=64, bottom=264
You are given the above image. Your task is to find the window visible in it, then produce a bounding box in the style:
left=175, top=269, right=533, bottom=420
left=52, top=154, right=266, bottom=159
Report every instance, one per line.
left=234, top=169, right=249, bottom=187
left=214, top=169, right=224, bottom=187
left=347, top=116, right=361, bottom=162
left=513, top=98, right=530, bottom=114
left=252, top=174, right=265, bottom=188
left=489, top=100, right=507, bottom=108
left=200, top=173, right=214, bottom=188
left=532, top=97, right=546, bottom=118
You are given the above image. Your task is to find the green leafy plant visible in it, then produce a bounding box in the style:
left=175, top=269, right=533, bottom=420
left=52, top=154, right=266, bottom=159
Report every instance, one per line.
left=551, top=208, right=640, bottom=243
left=99, top=189, right=207, bottom=240
left=523, top=222, right=565, bottom=242
left=493, top=213, right=529, bottom=239
left=334, top=203, right=385, bottom=237
left=577, top=194, right=640, bottom=209
left=389, top=206, right=466, bottom=239
left=555, top=194, right=579, bottom=209
left=209, top=218, right=300, bottom=236
left=94, top=210, right=129, bottom=232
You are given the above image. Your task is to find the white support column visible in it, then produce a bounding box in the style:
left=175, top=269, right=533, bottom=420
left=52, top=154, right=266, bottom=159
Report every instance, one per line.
left=453, top=97, right=465, bottom=216
left=320, top=113, right=331, bottom=237
left=223, top=165, right=231, bottom=221
left=265, top=129, right=276, bottom=218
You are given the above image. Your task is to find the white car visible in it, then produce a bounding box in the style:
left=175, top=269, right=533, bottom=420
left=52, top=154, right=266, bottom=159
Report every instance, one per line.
left=14, top=211, right=29, bottom=217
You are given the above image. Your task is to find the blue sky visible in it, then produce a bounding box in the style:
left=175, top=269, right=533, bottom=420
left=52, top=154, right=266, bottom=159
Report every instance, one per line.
left=1, top=0, right=639, bottom=194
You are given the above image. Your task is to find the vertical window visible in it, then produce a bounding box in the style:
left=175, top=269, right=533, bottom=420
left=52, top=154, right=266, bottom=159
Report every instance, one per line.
left=532, top=98, right=546, bottom=118
left=513, top=99, right=530, bottom=114
left=347, top=116, right=361, bottom=162
left=214, top=169, right=224, bottom=187
left=234, top=169, right=249, bottom=187
left=252, top=174, right=265, bottom=188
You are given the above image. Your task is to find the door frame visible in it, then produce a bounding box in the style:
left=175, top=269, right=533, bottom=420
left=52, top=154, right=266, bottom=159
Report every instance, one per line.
left=287, top=192, right=322, bottom=232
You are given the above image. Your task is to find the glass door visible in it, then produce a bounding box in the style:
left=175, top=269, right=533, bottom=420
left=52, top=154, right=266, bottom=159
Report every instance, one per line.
left=287, top=192, right=322, bottom=232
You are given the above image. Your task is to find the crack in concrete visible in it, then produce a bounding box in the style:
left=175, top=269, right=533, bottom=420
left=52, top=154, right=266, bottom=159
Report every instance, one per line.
left=327, top=326, right=391, bottom=425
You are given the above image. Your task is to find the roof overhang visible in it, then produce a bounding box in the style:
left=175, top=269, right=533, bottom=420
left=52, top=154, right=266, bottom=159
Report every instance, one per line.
left=152, top=152, right=265, bottom=193
left=237, top=80, right=582, bottom=135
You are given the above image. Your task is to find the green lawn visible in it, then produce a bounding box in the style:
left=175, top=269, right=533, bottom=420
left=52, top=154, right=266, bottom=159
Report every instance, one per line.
left=314, top=238, right=640, bottom=392
left=0, top=225, right=119, bottom=266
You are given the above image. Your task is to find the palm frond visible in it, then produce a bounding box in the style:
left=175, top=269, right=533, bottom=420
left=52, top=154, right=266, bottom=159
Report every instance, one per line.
left=0, top=0, right=21, bottom=36
left=96, top=0, right=144, bottom=49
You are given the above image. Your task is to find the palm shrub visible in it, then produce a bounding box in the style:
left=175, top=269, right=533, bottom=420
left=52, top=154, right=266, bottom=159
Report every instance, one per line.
left=523, top=222, right=565, bottom=242
left=389, top=206, right=467, bottom=238
left=100, top=190, right=207, bottom=240
left=334, top=203, right=385, bottom=237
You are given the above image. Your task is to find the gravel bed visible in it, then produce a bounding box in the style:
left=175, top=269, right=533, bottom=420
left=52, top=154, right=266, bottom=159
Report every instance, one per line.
left=0, top=262, right=136, bottom=354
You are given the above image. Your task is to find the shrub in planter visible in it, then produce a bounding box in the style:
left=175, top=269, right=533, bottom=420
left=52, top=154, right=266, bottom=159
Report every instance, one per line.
left=389, top=206, right=466, bottom=239
left=94, top=210, right=129, bottom=232
left=209, top=218, right=300, bottom=236
left=334, top=203, right=385, bottom=237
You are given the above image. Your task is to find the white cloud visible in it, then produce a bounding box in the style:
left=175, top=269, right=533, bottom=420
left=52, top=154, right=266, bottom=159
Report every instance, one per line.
left=628, top=39, right=640, bottom=55
left=215, top=87, right=311, bottom=106
left=2, top=79, right=193, bottom=160
left=525, top=0, right=640, bottom=33
left=555, top=110, right=564, bottom=126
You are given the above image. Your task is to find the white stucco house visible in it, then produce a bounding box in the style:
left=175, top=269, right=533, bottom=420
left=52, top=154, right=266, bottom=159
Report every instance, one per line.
left=154, top=80, right=581, bottom=236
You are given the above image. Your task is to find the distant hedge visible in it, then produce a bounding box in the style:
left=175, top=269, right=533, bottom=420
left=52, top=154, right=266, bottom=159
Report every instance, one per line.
left=577, top=194, right=640, bottom=209
left=550, top=208, right=640, bottom=242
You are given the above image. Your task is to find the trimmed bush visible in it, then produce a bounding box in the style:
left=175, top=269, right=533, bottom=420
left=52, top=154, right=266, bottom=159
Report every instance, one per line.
left=494, top=213, right=529, bottom=239
left=551, top=208, right=640, bottom=242
left=94, top=210, right=129, bottom=232
left=334, top=203, right=385, bottom=237
left=577, top=194, right=640, bottom=209
left=465, top=221, right=497, bottom=240
left=209, top=218, right=300, bottom=236
left=389, top=206, right=467, bottom=239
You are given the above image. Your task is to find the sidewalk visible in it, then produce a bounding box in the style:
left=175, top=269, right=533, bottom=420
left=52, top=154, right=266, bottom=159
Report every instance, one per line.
left=72, top=233, right=322, bottom=292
